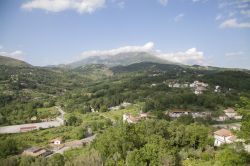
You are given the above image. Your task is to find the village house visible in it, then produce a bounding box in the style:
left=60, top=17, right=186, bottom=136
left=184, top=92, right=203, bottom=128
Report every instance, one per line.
left=214, top=129, right=236, bottom=147
left=168, top=109, right=192, bottom=118
left=168, top=109, right=210, bottom=119
left=123, top=112, right=148, bottom=124
left=214, top=85, right=221, bottom=93
left=223, top=108, right=242, bottom=120
left=215, top=115, right=229, bottom=122
left=213, top=108, right=243, bottom=122
left=50, top=137, right=63, bottom=145
left=191, top=112, right=211, bottom=118
left=22, top=147, right=52, bottom=157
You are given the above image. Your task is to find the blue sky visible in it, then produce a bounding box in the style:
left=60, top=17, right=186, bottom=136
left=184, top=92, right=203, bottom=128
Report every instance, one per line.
left=0, top=0, right=250, bottom=69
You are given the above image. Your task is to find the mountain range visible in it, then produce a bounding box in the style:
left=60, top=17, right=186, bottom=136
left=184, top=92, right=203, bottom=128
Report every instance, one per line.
left=67, top=52, right=175, bottom=68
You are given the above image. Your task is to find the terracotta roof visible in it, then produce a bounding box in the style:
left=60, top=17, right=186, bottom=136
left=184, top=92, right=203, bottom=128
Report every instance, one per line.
left=223, top=108, right=235, bottom=113
left=214, top=129, right=233, bottom=137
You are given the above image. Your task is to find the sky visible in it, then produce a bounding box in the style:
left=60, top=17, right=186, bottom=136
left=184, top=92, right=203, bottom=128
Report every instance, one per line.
left=0, top=0, right=250, bottom=69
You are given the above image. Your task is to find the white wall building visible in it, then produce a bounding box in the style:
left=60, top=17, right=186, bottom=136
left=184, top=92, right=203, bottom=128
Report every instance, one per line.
left=214, top=129, right=236, bottom=147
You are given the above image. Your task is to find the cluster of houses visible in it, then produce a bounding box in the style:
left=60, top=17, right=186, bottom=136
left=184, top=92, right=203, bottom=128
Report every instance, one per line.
left=123, top=112, right=148, bottom=124
left=167, top=80, right=209, bottom=95
left=22, top=136, right=91, bottom=158
left=189, top=81, right=209, bottom=95
left=214, top=108, right=242, bottom=122
left=167, top=109, right=211, bottom=119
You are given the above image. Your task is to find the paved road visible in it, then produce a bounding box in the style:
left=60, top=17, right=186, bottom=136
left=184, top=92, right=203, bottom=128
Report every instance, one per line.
left=0, top=106, right=65, bottom=134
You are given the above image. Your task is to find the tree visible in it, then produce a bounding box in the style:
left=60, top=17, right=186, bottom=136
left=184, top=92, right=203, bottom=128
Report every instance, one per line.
left=177, top=115, right=194, bottom=125
left=237, top=97, right=250, bottom=140
left=65, top=149, right=103, bottom=166
left=66, top=115, right=82, bottom=126
left=0, top=139, right=18, bottom=158
left=48, top=154, right=65, bottom=166
left=215, top=148, right=247, bottom=166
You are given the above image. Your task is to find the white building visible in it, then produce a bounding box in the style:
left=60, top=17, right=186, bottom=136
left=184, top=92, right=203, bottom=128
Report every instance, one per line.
left=123, top=112, right=148, bottom=124
left=50, top=138, right=62, bottom=145
left=223, top=108, right=242, bottom=120
left=214, top=85, right=221, bottom=93
left=224, top=108, right=237, bottom=118
left=190, top=81, right=208, bottom=95
left=214, top=129, right=236, bottom=146
left=168, top=110, right=192, bottom=118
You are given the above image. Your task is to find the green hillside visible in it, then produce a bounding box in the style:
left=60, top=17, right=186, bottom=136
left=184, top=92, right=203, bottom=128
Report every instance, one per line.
left=0, top=55, right=31, bottom=67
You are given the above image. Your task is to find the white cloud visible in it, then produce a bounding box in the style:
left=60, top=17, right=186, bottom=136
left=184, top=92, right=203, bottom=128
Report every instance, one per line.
left=220, top=18, right=250, bottom=28
left=158, top=0, right=168, bottom=6
left=79, top=42, right=155, bottom=58
left=77, top=42, right=206, bottom=65
left=156, top=48, right=205, bottom=65
left=174, top=13, right=184, bottom=22
left=21, top=0, right=106, bottom=14
left=0, top=45, right=2, bottom=50
left=0, top=50, right=25, bottom=60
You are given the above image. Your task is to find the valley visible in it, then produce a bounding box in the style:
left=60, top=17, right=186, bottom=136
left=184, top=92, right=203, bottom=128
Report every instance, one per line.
left=0, top=55, right=250, bottom=165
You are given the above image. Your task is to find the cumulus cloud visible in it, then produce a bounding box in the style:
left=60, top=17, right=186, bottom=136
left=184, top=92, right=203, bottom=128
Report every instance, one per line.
left=0, top=50, right=25, bottom=60
left=220, top=18, right=250, bottom=28
left=21, top=0, right=106, bottom=14
left=77, top=42, right=206, bottom=65
left=156, top=48, right=205, bottom=65
left=79, top=42, right=155, bottom=58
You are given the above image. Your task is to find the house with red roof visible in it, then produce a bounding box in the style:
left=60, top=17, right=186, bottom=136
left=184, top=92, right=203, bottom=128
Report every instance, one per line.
left=214, top=128, right=236, bottom=146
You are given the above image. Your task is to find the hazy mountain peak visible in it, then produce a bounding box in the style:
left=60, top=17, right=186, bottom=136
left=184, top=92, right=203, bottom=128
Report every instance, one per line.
left=68, top=51, right=174, bottom=68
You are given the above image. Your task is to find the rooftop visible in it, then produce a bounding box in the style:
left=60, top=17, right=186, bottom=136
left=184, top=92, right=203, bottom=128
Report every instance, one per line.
left=224, top=108, right=236, bottom=113
left=214, top=129, right=233, bottom=137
